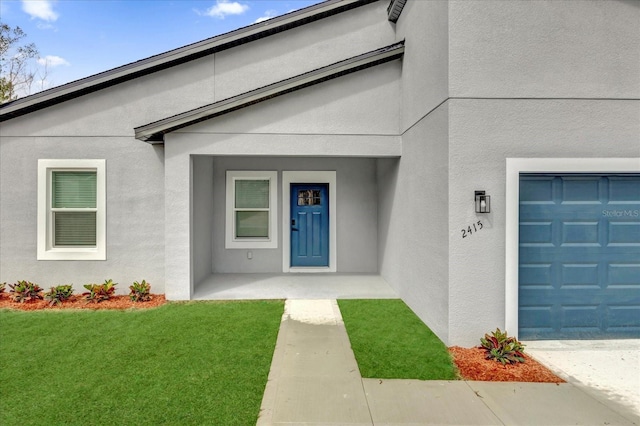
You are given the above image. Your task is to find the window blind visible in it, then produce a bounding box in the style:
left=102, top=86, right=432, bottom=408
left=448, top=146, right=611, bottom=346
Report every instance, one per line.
left=54, top=212, right=97, bottom=246
left=52, top=171, right=97, bottom=208
left=51, top=171, right=97, bottom=247
left=236, top=211, right=269, bottom=237
left=235, top=180, right=269, bottom=208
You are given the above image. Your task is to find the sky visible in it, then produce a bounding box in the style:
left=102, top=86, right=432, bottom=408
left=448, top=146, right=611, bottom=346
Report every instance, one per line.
left=1, top=0, right=323, bottom=93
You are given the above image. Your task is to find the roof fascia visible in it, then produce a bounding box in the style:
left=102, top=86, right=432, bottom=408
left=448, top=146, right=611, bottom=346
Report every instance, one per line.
left=134, top=41, right=405, bottom=143
left=387, top=0, right=407, bottom=23
left=0, top=0, right=377, bottom=122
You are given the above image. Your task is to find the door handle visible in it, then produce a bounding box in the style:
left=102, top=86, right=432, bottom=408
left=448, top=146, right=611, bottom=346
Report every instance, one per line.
left=292, top=228, right=299, bottom=231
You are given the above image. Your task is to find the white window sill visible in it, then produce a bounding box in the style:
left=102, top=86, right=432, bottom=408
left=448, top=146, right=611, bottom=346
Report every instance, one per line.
left=225, top=239, right=277, bottom=249
left=37, top=248, right=105, bottom=261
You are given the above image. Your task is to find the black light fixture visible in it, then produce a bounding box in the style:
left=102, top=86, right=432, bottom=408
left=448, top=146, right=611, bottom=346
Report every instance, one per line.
left=475, top=191, right=490, bottom=213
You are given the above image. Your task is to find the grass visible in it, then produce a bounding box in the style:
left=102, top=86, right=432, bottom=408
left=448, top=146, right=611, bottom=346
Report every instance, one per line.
left=0, top=301, right=283, bottom=426
left=338, top=299, right=458, bottom=380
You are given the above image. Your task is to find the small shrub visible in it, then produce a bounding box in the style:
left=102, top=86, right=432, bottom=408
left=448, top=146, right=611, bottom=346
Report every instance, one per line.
left=479, top=328, right=525, bottom=365
left=83, top=279, right=117, bottom=303
left=44, top=284, right=74, bottom=307
left=129, top=280, right=152, bottom=302
left=8, top=281, right=44, bottom=303
left=0, top=282, right=6, bottom=293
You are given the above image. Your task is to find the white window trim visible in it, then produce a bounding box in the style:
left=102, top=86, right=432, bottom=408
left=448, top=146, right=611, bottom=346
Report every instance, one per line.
left=282, top=171, right=337, bottom=273
left=225, top=171, right=278, bottom=249
left=505, top=158, right=640, bottom=338
left=37, top=159, right=106, bottom=260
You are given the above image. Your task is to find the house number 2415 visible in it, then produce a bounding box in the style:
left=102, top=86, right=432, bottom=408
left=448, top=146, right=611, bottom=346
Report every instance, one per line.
left=461, top=221, right=483, bottom=238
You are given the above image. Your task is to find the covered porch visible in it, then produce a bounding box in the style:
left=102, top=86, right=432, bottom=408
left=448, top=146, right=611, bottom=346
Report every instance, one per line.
left=193, top=273, right=398, bottom=300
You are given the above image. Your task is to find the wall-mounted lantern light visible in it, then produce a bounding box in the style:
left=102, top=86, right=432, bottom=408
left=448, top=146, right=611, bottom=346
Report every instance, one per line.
left=475, top=191, right=490, bottom=213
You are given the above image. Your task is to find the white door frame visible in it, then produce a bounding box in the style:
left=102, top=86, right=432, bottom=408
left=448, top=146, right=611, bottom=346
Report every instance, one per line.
left=282, top=171, right=337, bottom=272
left=505, top=158, right=640, bottom=337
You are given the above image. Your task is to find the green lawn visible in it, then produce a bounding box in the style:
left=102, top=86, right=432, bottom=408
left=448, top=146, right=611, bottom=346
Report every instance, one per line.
left=0, top=301, right=283, bottom=426
left=338, top=299, right=458, bottom=380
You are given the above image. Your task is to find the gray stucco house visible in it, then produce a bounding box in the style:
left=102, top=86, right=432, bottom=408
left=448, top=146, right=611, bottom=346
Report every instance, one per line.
left=1, top=0, right=639, bottom=346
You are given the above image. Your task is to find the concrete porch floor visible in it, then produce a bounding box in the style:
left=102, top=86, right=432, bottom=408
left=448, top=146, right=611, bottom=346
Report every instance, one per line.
left=193, top=273, right=398, bottom=300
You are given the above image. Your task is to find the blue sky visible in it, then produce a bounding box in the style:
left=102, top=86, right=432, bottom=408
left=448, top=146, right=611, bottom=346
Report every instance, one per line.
left=1, top=0, right=322, bottom=92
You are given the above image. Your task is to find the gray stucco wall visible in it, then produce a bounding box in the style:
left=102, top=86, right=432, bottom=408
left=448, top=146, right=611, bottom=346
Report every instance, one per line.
left=447, top=99, right=640, bottom=345
left=2, top=0, right=637, bottom=348
left=0, top=136, right=165, bottom=293
left=205, top=156, right=378, bottom=275
left=164, top=55, right=402, bottom=298
left=449, top=0, right=640, bottom=99
left=0, top=0, right=397, bottom=300
left=382, top=0, right=640, bottom=346
left=378, top=103, right=450, bottom=343
left=0, top=2, right=395, bottom=140
left=174, top=59, right=401, bottom=137
left=395, top=0, right=449, bottom=132
left=443, top=0, right=640, bottom=346
left=377, top=0, right=451, bottom=342
left=214, top=1, right=395, bottom=100
left=192, top=156, right=214, bottom=285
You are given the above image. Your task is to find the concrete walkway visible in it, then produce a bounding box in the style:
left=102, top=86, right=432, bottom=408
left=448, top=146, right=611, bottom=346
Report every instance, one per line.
left=257, top=300, right=640, bottom=425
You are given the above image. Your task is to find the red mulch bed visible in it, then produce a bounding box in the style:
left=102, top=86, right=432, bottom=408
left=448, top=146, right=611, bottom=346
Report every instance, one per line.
left=0, top=293, right=166, bottom=311
left=449, top=346, right=564, bottom=383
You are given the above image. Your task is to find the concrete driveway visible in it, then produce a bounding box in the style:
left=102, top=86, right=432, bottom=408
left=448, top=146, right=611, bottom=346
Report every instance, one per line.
left=524, top=339, right=640, bottom=416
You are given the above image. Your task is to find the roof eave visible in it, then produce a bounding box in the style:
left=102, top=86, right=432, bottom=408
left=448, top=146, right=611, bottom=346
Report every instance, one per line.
left=134, top=41, right=405, bottom=143
left=387, top=0, right=407, bottom=23
left=0, top=0, right=378, bottom=122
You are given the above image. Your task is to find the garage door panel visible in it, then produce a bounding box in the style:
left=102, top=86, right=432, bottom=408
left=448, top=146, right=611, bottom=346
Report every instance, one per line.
left=520, top=287, right=634, bottom=303
left=608, top=177, right=640, bottom=203
left=561, top=264, right=599, bottom=288
left=520, top=177, right=555, bottom=203
left=561, top=221, right=600, bottom=246
left=519, top=263, right=553, bottom=287
left=561, top=177, right=602, bottom=204
left=608, top=264, right=640, bottom=287
left=520, top=222, right=553, bottom=245
left=561, top=305, right=600, bottom=329
left=519, top=306, right=553, bottom=331
left=608, top=306, right=640, bottom=329
left=608, top=222, right=640, bottom=245
left=519, top=174, right=640, bottom=339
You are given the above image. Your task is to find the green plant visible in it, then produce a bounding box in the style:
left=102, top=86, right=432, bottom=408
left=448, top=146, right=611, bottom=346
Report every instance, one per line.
left=8, top=281, right=43, bottom=303
left=129, top=280, right=152, bottom=302
left=43, top=285, right=74, bottom=307
left=0, top=282, right=6, bottom=293
left=479, top=328, right=525, bottom=365
left=0, top=301, right=283, bottom=425
left=339, top=299, right=458, bottom=380
left=83, top=279, right=116, bottom=303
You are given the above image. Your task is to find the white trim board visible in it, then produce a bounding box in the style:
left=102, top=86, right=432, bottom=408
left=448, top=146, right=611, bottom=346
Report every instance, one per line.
left=282, top=171, right=337, bottom=273
left=505, top=158, right=640, bottom=338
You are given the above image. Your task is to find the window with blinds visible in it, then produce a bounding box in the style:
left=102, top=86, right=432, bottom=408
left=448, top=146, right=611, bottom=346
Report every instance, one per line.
left=235, top=179, right=269, bottom=238
left=37, top=159, right=106, bottom=260
left=225, top=171, right=277, bottom=249
left=51, top=171, right=97, bottom=246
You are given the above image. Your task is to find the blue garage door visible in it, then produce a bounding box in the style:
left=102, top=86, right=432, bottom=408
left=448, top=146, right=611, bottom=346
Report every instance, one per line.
left=519, top=174, right=640, bottom=339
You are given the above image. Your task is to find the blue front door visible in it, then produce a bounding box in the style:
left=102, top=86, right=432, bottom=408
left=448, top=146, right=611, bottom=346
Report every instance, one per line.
left=519, top=174, right=640, bottom=339
left=291, top=183, right=329, bottom=267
